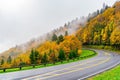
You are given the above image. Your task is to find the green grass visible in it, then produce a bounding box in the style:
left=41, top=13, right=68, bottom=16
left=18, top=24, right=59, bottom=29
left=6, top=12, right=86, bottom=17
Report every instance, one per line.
left=0, top=49, right=97, bottom=73
left=80, top=49, right=96, bottom=58
left=88, top=65, right=120, bottom=80
left=83, top=45, right=120, bottom=53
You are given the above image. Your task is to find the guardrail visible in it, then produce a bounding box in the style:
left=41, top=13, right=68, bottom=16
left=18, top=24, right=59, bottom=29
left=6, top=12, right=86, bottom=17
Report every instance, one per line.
left=0, top=64, right=39, bottom=72
left=0, top=49, right=97, bottom=72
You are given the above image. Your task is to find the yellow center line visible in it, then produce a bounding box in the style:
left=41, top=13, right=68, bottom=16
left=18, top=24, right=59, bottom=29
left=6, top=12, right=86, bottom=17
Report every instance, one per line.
left=22, top=58, right=101, bottom=80
left=36, top=57, right=111, bottom=80
left=22, top=52, right=110, bottom=80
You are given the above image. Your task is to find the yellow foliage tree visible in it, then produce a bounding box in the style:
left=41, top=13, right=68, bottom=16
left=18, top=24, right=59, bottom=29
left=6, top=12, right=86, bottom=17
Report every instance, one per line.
left=37, top=41, right=59, bottom=55
left=110, top=26, right=120, bottom=45
left=59, top=35, right=82, bottom=57
left=18, top=54, right=30, bottom=65
left=1, top=62, right=11, bottom=68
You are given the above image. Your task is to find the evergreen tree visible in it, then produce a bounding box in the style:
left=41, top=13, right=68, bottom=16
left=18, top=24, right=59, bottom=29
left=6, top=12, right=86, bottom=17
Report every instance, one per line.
left=69, top=51, right=73, bottom=59
left=52, top=34, right=57, bottom=41
left=69, top=49, right=79, bottom=60
left=34, top=50, right=40, bottom=64
left=41, top=53, right=48, bottom=66
left=57, top=34, right=64, bottom=44
left=58, top=49, right=65, bottom=63
left=29, top=49, right=40, bottom=64
left=71, top=50, right=76, bottom=60
left=30, top=49, right=35, bottom=64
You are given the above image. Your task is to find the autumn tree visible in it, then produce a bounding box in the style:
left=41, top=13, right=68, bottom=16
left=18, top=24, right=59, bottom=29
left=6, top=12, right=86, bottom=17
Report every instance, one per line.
left=18, top=53, right=31, bottom=65
left=59, top=35, right=82, bottom=57
left=37, top=41, right=59, bottom=55
left=49, top=50, right=57, bottom=64
left=1, top=62, right=11, bottom=68
left=11, top=58, right=21, bottom=67
left=110, top=26, right=120, bottom=49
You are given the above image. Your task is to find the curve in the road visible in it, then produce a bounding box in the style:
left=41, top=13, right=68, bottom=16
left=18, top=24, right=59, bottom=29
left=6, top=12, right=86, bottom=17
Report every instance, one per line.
left=22, top=53, right=111, bottom=80
left=0, top=49, right=120, bottom=80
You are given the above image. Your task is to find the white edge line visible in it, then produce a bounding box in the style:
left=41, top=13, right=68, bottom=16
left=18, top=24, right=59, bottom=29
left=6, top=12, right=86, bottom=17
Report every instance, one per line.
left=77, top=60, right=120, bottom=80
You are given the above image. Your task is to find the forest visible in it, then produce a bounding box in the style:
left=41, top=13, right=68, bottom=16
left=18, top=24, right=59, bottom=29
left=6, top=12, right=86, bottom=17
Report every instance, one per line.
left=76, top=1, right=120, bottom=50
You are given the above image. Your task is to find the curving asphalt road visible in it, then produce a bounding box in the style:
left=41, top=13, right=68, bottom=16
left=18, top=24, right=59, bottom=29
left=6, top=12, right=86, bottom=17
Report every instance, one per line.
left=0, top=49, right=120, bottom=80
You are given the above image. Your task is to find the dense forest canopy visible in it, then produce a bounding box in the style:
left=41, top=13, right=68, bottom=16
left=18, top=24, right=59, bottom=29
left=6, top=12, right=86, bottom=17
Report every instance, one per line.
left=76, top=1, right=120, bottom=49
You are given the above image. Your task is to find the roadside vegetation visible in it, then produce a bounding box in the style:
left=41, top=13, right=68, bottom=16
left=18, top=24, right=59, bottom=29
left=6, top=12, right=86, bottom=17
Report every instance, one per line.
left=0, top=49, right=96, bottom=73
left=83, top=45, right=120, bottom=53
left=88, top=65, right=120, bottom=80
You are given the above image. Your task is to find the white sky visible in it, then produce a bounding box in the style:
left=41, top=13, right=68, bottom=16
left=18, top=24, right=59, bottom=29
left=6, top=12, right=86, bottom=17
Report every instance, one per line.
left=0, top=0, right=117, bottom=53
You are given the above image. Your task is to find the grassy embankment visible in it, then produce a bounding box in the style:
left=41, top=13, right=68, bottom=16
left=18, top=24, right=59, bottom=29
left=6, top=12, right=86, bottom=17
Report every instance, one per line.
left=84, top=45, right=120, bottom=53
left=0, top=49, right=97, bottom=73
left=88, top=65, right=120, bottom=80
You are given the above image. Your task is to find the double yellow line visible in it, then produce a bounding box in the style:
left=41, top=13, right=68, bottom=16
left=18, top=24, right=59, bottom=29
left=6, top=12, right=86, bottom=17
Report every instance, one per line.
left=22, top=52, right=111, bottom=80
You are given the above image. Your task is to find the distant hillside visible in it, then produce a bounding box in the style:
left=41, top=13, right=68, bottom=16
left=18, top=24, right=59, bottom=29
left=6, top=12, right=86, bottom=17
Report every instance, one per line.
left=0, top=17, right=87, bottom=60
left=76, top=1, right=120, bottom=50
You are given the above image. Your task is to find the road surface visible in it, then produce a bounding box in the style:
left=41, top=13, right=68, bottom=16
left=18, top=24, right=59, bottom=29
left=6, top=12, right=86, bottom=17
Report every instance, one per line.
left=0, top=49, right=120, bottom=80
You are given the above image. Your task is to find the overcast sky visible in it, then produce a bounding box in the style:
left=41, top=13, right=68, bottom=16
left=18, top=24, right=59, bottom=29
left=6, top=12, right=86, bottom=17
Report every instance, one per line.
left=0, top=0, right=117, bottom=53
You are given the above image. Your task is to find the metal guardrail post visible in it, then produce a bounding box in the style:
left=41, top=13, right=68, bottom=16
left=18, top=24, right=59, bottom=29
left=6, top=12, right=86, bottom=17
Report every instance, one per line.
left=3, top=68, right=6, bottom=72
left=20, top=66, right=22, bottom=70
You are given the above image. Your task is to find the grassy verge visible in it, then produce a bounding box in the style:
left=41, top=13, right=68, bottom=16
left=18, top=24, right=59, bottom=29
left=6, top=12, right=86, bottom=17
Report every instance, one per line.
left=0, top=49, right=97, bottom=73
left=83, top=45, right=120, bottom=53
left=88, top=65, right=120, bottom=80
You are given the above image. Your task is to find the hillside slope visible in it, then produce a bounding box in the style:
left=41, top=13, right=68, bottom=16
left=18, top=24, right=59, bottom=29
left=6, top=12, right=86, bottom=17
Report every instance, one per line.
left=0, top=17, right=87, bottom=60
left=76, top=1, right=120, bottom=50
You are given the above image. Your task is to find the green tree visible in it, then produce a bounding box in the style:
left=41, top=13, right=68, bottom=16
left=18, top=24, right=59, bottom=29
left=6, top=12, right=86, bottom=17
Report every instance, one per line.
left=41, top=53, right=48, bottom=66
left=72, top=50, right=77, bottom=58
left=30, top=49, right=35, bottom=64
left=69, top=51, right=73, bottom=59
left=29, top=49, right=40, bottom=64
left=34, top=50, right=40, bottom=63
left=58, top=49, right=65, bottom=63
left=69, top=49, right=78, bottom=60
left=57, top=34, right=64, bottom=44
left=52, top=34, right=57, bottom=41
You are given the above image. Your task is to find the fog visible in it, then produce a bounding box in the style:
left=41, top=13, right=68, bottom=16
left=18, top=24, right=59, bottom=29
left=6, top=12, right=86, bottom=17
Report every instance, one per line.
left=0, top=0, right=116, bottom=53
